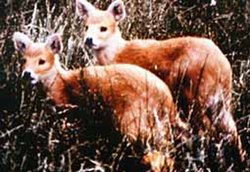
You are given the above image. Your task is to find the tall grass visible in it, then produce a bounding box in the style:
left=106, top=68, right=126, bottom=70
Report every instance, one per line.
left=0, top=0, right=249, bottom=171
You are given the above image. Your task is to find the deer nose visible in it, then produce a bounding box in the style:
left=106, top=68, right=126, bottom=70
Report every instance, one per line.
left=85, top=37, right=93, bottom=47
left=22, top=71, right=32, bottom=80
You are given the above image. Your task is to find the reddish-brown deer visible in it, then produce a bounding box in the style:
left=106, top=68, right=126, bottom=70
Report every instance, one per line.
left=13, top=32, right=189, bottom=171
left=76, top=0, right=244, bottom=159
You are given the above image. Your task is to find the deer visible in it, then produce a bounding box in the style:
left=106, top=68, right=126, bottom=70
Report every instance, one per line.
left=13, top=32, right=190, bottom=171
left=75, top=0, right=244, bottom=160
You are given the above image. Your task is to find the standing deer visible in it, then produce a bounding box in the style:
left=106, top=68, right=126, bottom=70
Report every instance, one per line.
left=13, top=32, right=188, bottom=171
left=75, top=0, right=244, bottom=159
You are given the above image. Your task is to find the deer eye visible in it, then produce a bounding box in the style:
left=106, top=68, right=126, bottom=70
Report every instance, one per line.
left=20, top=58, right=26, bottom=65
left=38, top=59, right=46, bottom=65
left=100, top=26, right=107, bottom=32
left=85, top=25, right=88, bottom=31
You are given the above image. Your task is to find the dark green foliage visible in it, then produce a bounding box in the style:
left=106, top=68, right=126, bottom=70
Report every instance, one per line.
left=0, top=0, right=249, bottom=171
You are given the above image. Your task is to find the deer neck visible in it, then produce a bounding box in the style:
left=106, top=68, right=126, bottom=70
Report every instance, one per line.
left=40, top=57, right=70, bottom=105
left=40, top=66, right=59, bottom=90
left=94, top=30, right=127, bottom=65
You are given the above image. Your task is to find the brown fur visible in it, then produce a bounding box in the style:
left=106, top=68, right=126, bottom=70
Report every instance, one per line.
left=49, top=65, right=178, bottom=141
left=114, top=38, right=232, bottom=115
left=96, top=36, right=236, bottom=139
left=97, top=37, right=244, bottom=157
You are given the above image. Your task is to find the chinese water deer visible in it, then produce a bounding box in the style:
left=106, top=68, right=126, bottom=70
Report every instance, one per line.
left=13, top=32, right=189, bottom=171
left=75, top=0, right=243, bottom=156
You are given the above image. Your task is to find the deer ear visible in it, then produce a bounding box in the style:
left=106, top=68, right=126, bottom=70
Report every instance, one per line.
left=107, top=0, right=126, bottom=22
left=76, top=0, right=96, bottom=17
left=45, top=34, right=63, bottom=54
left=12, top=32, right=32, bottom=53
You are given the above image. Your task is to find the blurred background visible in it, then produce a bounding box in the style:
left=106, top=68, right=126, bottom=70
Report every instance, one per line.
left=0, top=0, right=249, bottom=171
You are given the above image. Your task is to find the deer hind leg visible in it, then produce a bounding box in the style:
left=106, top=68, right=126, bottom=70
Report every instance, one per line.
left=206, top=94, right=245, bottom=162
left=119, top=105, right=176, bottom=171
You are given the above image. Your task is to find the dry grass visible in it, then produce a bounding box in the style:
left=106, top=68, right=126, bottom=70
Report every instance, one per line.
left=0, top=0, right=250, bottom=171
